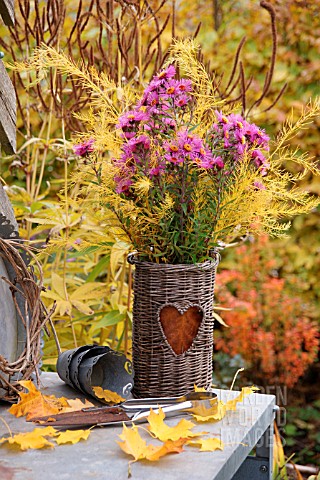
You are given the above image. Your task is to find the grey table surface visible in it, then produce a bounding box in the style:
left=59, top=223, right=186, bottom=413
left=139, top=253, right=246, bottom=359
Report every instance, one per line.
left=0, top=372, right=275, bottom=480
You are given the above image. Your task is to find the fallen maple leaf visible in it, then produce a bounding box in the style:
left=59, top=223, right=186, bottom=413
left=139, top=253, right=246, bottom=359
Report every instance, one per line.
left=191, top=386, right=258, bottom=422
left=146, top=438, right=187, bottom=461
left=147, top=407, right=207, bottom=442
left=9, top=381, right=95, bottom=421
left=117, top=424, right=186, bottom=462
left=92, top=386, right=125, bottom=404
left=117, top=424, right=149, bottom=461
left=192, top=402, right=227, bottom=422
left=55, top=429, right=91, bottom=445
left=225, top=386, right=259, bottom=411
left=188, top=437, right=224, bottom=452
left=9, top=381, right=69, bottom=420
left=62, top=398, right=94, bottom=413
left=0, top=426, right=57, bottom=450
left=0, top=425, right=92, bottom=450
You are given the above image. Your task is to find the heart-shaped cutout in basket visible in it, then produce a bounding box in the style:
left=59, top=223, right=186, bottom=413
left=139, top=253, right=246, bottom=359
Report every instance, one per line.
left=159, top=304, right=204, bottom=355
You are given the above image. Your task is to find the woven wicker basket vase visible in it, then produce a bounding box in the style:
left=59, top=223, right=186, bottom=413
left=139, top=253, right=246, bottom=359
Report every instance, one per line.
left=128, top=253, right=220, bottom=398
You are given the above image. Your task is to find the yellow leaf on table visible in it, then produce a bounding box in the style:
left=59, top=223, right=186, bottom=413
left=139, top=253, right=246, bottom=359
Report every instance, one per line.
left=188, top=437, right=224, bottom=452
left=191, top=386, right=258, bottom=422
left=225, top=386, right=259, bottom=411
left=117, top=424, right=186, bottom=462
left=145, top=438, right=187, bottom=461
left=9, top=380, right=69, bottom=420
left=92, top=386, right=125, bottom=404
left=55, top=429, right=91, bottom=445
left=117, top=424, right=152, bottom=461
left=192, top=401, right=227, bottom=422
left=147, top=407, right=207, bottom=442
left=0, top=427, right=57, bottom=450
left=62, top=398, right=94, bottom=413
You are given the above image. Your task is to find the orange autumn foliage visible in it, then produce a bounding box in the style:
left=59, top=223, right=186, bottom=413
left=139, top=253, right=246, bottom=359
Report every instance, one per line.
left=215, top=236, right=319, bottom=388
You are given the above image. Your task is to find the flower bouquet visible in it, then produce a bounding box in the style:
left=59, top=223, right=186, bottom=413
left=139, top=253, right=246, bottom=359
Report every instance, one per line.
left=71, top=41, right=320, bottom=396
left=112, top=67, right=271, bottom=264
left=76, top=43, right=319, bottom=267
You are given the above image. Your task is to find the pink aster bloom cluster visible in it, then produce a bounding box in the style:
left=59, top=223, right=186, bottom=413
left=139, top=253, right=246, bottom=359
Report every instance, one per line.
left=114, top=66, right=270, bottom=194
left=208, top=111, right=270, bottom=175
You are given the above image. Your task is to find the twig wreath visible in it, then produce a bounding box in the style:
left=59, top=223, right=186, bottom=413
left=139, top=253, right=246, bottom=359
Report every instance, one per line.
left=0, top=238, right=55, bottom=401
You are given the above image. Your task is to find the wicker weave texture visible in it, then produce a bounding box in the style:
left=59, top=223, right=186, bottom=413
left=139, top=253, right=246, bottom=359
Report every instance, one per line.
left=130, top=258, right=219, bottom=398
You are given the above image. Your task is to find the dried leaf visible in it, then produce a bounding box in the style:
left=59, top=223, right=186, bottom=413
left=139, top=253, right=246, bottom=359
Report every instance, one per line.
left=8, top=381, right=92, bottom=421
left=212, top=311, right=229, bottom=327
left=117, top=424, right=186, bottom=462
left=118, top=424, right=149, bottom=461
left=0, top=427, right=57, bottom=450
left=92, top=386, right=125, bottom=404
left=225, top=386, right=259, bottom=411
left=146, top=438, right=187, bottom=461
left=192, top=402, right=227, bottom=422
left=62, top=398, right=94, bottom=413
left=147, top=407, right=207, bottom=441
left=9, top=381, right=68, bottom=420
left=55, top=429, right=91, bottom=445
left=188, top=437, right=224, bottom=452
left=191, top=386, right=258, bottom=422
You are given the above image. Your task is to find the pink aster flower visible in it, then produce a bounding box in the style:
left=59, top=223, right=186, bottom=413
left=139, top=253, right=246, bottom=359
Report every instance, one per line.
left=176, top=94, right=190, bottom=107
left=227, top=113, right=246, bottom=128
left=177, top=79, right=192, bottom=93
left=165, top=79, right=178, bottom=96
left=127, top=135, right=151, bottom=151
left=115, top=176, right=133, bottom=194
left=154, top=65, right=176, bottom=82
left=252, top=149, right=267, bottom=167
left=254, top=180, right=266, bottom=190
left=164, top=130, right=211, bottom=165
left=146, top=91, right=159, bottom=107
left=211, top=155, right=225, bottom=170
left=117, top=110, right=149, bottom=129
left=252, top=150, right=270, bottom=176
left=73, top=138, right=95, bottom=157
left=140, top=66, right=177, bottom=98
left=164, top=140, right=184, bottom=164
left=215, top=110, right=230, bottom=124
left=116, top=135, right=151, bottom=168
left=196, top=151, right=216, bottom=169
left=149, top=161, right=166, bottom=176
left=163, top=117, right=176, bottom=128
left=234, top=129, right=246, bottom=145
left=255, top=130, right=270, bottom=149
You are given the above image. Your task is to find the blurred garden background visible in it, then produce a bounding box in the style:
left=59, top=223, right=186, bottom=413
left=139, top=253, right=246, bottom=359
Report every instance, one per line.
left=0, top=1, right=319, bottom=477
